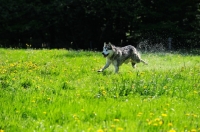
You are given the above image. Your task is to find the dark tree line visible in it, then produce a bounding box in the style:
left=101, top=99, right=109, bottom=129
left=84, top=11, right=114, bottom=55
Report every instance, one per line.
left=0, top=0, right=199, bottom=50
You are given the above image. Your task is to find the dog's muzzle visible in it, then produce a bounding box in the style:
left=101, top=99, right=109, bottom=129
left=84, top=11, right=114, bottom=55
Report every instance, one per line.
left=102, top=52, right=109, bottom=57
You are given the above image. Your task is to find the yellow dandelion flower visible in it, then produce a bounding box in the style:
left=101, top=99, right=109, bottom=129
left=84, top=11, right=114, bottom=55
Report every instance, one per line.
left=153, top=123, right=158, bottom=126
left=161, top=113, right=167, bottom=117
left=140, top=72, right=145, bottom=75
left=97, top=129, right=104, bottom=132
left=194, top=91, right=198, bottom=94
left=75, top=119, right=80, bottom=122
left=114, top=119, right=120, bottom=122
left=154, top=118, right=160, bottom=121
left=0, top=130, right=4, bottom=132
left=74, top=117, right=79, bottom=121
left=43, top=112, right=47, bottom=114
left=192, top=114, right=197, bottom=118
left=110, top=125, right=116, bottom=128
left=137, top=112, right=143, bottom=117
left=150, top=113, right=154, bottom=116
left=168, top=123, right=173, bottom=126
left=148, top=121, right=152, bottom=125
left=166, top=103, right=170, bottom=106
left=102, top=90, right=106, bottom=95
left=163, top=108, right=167, bottom=111
left=191, top=129, right=196, bottom=132
left=87, top=127, right=93, bottom=131
left=185, top=113, right=190, bottom=116
left=168, top=130, right=176, bottom=132
left=73, top=114, right=77, bottom=118
left=117, top=127, right=123, bottom=131
left=143, top=99, right=147, bottom=102
left=159, top=121, right=163, bottom=125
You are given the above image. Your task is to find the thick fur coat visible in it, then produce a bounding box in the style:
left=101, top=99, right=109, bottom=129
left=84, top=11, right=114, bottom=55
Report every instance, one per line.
left=98, top=42, right=147, bottom=73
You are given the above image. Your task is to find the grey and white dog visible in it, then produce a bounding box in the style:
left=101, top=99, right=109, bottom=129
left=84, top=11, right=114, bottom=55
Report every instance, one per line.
left=98, top=42, right=147, bottom=73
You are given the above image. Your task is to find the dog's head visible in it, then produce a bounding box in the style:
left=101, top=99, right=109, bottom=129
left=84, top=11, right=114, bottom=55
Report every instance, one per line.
left=102, top=42, right=114, bottom=58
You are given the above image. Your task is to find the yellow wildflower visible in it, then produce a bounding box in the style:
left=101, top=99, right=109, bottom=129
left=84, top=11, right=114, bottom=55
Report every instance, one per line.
left=154, top=118, right=160, bottom=121
left=168, top=130, right=176, bottom=132
left=153, top=123, right=158, bottom=126
left=161, top=113, right=167, bottom=117
left=168, top=123, right=173, bottom=126
left=159, top=121, right=163, bottom=125
left=114, top=119, right=120, bottom=122
left=148, top=121, right=152, bottom=125
left=194, top=91, right=198, bottom=94
left=97, top=129, right=104, bottom=132
left=149, top=113, right=154, bottom=116
left=87, top=127, right=93, bottom=131
left=137, top=112, right=143, bottom=117
left=117, top=127, right=123, bottom=131
left=110, top=125, right=116, bottom=128
left=191, top=129, right=196, bottom=132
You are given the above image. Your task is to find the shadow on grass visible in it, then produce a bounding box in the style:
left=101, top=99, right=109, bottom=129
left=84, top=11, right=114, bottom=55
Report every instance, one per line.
left=177, top=48, right=200, bottom=55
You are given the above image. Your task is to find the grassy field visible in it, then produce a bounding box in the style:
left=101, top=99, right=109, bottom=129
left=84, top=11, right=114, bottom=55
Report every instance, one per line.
left=0, top=48, right=199, bottom=132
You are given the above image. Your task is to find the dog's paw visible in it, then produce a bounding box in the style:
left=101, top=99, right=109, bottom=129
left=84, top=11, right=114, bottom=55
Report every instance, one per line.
left=98, top=69, right=103, bottom=72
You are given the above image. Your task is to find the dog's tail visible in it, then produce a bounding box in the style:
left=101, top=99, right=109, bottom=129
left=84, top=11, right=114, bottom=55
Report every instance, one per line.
left=140, top=59, right=148, bottom=65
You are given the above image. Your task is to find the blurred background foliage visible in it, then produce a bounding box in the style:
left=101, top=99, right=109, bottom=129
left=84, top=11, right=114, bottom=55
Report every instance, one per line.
left=0, top=0, right=199, bottom=50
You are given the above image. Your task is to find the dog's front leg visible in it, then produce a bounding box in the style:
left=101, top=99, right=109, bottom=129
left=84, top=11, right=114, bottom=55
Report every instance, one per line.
left=98, top=60, right=111, bottom=72
left=113, top=61, right=119, bottom=73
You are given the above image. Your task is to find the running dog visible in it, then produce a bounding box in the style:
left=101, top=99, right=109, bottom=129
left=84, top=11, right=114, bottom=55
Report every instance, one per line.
left=98, top=42, right=147, bottom=73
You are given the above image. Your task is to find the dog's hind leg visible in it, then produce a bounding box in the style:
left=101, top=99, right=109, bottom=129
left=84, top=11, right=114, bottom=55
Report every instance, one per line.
left=131, top=55, right=148, bottom=66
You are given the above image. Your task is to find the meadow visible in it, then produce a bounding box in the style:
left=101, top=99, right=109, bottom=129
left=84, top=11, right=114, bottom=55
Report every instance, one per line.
left=0, top=48, right=199, bottom=132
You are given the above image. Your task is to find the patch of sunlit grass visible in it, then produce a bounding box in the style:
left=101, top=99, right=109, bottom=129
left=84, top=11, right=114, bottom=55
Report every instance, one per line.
left=0, top=48, right=199, bottom=131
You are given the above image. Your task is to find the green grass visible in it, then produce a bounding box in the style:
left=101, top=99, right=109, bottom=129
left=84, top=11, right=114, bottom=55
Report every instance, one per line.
left=0, top=48, right=199, bottom=132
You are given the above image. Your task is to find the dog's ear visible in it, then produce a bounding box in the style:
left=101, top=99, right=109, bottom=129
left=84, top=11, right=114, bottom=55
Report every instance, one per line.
left=108, top=42, right=113, bottom=49
left=104, top=42, right=107, bottom=46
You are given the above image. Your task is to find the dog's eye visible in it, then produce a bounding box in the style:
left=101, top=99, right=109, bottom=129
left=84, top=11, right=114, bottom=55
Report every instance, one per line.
left=107, top=47, right=112, bottom=50
left=104, top=48, right=108, bottom=51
